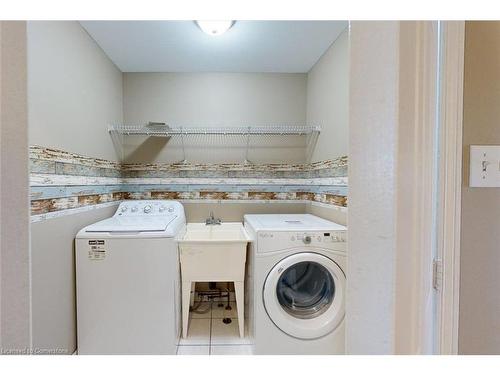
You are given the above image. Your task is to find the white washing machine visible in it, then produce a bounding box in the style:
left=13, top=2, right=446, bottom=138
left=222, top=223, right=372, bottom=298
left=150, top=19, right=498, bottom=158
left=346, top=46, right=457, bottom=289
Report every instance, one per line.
left=244, top=214, right=347, bottom=355
left=75, top=200, right=185, bottom=354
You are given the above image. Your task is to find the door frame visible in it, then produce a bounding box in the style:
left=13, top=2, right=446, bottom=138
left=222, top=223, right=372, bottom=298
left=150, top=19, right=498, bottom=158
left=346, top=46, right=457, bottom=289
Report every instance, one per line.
left=395, top=20, right=465, bottom=355
left=395, top=21, right=465, bottom=354
left=395, top=20, right=441, bottom=355
left=347, top=21, right=464, bottom=354
left=396, top=20, right=465, bottom=355
left=435, top=21, right=465, bottom=355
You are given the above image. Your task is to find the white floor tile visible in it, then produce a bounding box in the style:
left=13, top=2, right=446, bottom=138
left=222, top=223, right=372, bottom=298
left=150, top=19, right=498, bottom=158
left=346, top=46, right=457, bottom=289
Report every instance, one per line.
left=176, top=345, right=210, bottom=355
left=210, top=318, right=250, bottom=345
left=211, top=301, right=238, bottom=319
left=190, top=302, right=212, bottom=319
left=210, top=345, right=253, bottom=355
left=179, top=319, right=211, bottom=346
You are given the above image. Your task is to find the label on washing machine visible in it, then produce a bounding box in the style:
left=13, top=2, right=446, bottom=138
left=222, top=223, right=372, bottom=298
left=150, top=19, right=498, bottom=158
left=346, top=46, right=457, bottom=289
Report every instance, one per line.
left=88, top=240, right=106, bottom=260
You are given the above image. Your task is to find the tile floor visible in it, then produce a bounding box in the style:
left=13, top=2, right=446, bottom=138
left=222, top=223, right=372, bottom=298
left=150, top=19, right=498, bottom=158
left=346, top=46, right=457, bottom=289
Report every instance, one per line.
left=176, top=300, right=253, bottom=355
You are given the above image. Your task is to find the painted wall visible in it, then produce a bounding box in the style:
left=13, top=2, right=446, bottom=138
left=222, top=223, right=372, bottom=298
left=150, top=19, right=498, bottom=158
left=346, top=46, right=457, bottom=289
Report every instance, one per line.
left=122, top=73, right=308, bottom=163
left=31, top=205, right=118, bottom=353
left=182, top=202, right=307, bottom=222
left=0, top=21, right=31, bottom=353
left=307, top=28, right=349, bottom=162
left=28, top=21, right=123, bottom=162
left=27, top=21, right=124, bottom=354
left=306, top=27, right=349, bottom=224
left=306, top=203, right=347, bottom=226
left=459, top=21, right=500, bottom=354
left=347, top=21, right=398, bottom=354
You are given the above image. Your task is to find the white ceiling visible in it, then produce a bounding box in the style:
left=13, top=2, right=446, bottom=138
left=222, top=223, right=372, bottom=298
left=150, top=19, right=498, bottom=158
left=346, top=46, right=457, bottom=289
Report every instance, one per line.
left=80, top=21, right=348, bottom=73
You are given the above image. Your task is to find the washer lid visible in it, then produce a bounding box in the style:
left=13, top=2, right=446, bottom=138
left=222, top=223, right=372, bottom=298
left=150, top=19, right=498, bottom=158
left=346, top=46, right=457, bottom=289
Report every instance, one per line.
left=245, top=214, right=346, bottom=232
left=84, top=215, right=177, bottom=233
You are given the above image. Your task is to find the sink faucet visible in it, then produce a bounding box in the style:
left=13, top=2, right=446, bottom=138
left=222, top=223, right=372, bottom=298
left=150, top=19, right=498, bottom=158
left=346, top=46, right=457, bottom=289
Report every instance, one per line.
left=206, top=211, right=222, bottom=225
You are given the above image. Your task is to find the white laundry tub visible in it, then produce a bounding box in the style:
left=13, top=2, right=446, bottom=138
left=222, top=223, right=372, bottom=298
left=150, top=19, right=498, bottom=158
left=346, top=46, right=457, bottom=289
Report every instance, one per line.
left=176, top=222, right=252, bottom=338
left=177, top=222, right=250, bottom=281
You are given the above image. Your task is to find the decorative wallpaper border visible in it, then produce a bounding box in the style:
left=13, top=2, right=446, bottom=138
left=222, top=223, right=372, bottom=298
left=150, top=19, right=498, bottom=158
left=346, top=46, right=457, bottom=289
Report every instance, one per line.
left=29, top=145, right=348, bottom=219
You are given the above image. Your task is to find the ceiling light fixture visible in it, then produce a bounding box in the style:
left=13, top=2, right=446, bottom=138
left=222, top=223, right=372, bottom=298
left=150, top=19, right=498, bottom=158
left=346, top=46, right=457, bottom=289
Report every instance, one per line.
left=195, top=20, right=235, bottom=36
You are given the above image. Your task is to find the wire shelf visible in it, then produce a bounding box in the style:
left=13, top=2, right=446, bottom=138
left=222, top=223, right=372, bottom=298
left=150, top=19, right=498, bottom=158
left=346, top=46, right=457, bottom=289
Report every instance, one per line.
left=108, top=124, right=321, bottom=137
left=108, top=123, right=321, bottom=164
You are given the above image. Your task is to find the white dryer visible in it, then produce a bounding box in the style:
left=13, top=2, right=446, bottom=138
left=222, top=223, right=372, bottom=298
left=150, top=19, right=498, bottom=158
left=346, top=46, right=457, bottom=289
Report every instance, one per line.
left=75, top=200, right=185, bottom=354
left=244, top=214, right=347, bottom=355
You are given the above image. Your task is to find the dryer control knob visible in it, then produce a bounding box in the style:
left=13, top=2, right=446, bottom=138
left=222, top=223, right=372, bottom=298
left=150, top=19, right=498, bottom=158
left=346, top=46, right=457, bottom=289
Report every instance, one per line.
left=167, top=207, right=174, bottom=213
left=131, top=206, right=138, bottom=212
left=143, top=205, right=152, bottom=213
left=303, top=235, right=312, bottom=244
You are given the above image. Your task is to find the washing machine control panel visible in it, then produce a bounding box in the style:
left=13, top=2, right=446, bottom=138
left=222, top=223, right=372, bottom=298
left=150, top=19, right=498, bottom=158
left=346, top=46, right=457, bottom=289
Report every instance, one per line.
left=255, top=230, right=347, bottom=253
left=291, top=231, right=346, bottom=243
left=114, top=200, right=182, bottom=217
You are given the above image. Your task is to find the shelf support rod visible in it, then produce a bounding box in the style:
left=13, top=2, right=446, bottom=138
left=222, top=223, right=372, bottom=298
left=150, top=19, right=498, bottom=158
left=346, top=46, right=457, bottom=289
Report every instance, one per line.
left=179, top=126, right=188, bottom=164
left=244, top=126, right=252, bottom=164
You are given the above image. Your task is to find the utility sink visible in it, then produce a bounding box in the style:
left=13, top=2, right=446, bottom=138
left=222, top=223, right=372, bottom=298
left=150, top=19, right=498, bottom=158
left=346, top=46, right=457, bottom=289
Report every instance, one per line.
left=176, top=222, right=252, bottom=338
left=179, top=222, right=250, bottom=242
left=176, top=222, right=251, bottom=281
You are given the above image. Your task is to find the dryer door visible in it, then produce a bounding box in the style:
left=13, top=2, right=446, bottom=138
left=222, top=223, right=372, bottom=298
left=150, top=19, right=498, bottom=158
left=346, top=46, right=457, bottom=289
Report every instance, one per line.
left=263, top=252, right=345, bottom=339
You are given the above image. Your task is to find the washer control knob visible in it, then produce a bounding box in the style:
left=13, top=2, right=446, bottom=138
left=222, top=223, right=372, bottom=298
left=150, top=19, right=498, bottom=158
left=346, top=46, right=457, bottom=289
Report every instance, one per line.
left=159, top=206, right=166, bottom=212
left=143, top=205, right=152, bottom=213
left=303, top=235, right=312, bottom=245
left=121, top=206, right=128, bottom=212
left=131, top=206, right=138, bottom=213
left=167, top=206, right=174, bottom=213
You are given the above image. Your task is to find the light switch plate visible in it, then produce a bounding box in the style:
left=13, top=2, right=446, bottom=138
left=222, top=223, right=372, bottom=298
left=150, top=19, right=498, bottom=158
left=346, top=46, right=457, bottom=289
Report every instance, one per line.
left=469, top=145, right=500, bottom=187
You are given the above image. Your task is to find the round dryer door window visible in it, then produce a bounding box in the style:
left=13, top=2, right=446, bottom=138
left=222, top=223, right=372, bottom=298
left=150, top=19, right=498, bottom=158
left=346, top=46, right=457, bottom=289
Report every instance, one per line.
left=263, top=252, right=345, bottom=339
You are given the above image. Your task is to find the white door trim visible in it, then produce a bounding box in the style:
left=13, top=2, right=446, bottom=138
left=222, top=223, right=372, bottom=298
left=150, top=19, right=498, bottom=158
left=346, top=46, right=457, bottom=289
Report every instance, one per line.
left=435, top=21, right=465, bottom=355
left=394, top=20, right=465, bottom=355
left=394, top=21, right=440, bottom=354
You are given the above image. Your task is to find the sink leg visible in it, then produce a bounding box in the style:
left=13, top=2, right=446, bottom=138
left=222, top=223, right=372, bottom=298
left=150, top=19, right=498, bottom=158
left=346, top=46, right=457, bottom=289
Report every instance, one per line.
left=234, top=281, right=244, bottom=338
left=182, top=281, right=191, bottom=338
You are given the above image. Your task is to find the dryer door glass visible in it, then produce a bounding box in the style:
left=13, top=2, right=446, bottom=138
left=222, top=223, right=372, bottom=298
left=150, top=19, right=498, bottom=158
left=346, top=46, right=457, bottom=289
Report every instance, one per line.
left=276, top=261, right=335, bottom=319
left=263, top=252, right=345, bottom=339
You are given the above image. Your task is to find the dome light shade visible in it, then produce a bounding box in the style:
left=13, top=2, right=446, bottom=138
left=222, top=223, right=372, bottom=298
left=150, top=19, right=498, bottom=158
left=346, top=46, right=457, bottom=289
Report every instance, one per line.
left=195, top=20, right=235, bottom=36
